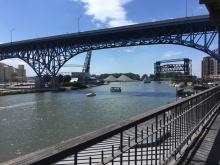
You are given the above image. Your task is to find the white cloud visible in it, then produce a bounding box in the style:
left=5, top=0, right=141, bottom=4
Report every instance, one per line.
left=2, top=59, right=26, bottom=67
left=196, top=5, right=206, bottom=12
left=162, top=51, right=182, bottom=58
left=73, top=0, right=135, bottom=27
left=151, top=19, right=157, bottom=22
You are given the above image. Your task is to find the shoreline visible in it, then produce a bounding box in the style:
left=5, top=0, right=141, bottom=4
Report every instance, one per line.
left=0, top=88, right=66, bottom=96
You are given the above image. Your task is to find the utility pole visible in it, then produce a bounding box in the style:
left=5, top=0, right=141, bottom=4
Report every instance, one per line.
left=10, top=28, right=15, bottom=43
left=77, top=16, right=82, bottom=32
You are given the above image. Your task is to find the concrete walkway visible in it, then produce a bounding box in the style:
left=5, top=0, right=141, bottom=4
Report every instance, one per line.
left=178, top=112, right=220, bottom=165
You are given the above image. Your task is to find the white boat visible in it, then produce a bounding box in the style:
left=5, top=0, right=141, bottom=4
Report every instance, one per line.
left=110, top=87, right=121, bottom=92
left=86, top=93, right=96, bottom=97
left=103, top=81, right=109, bottom=85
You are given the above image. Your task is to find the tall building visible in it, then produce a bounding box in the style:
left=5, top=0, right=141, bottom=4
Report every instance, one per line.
left=16, top=65, right=27, bottom=82
left=0, top=63, right=26, bottom=83
left=201, top=54, right=220, bottom=80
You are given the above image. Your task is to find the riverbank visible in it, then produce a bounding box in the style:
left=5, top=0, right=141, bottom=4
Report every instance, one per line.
left=0, top=88, right=66, bottom=96
left=0, top=82, right=107, bottom=96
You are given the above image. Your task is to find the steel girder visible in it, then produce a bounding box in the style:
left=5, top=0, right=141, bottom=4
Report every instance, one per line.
left=82, top=51, right=92, bottom=73
left=0, top=25, right=218, bottom=77
left=154, top=58, right=192, bottom=80
left=160, top=64, right=187, bottom=73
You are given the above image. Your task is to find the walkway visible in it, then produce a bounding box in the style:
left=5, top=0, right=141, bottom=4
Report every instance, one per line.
left=178, top=112, right=220, bottom=165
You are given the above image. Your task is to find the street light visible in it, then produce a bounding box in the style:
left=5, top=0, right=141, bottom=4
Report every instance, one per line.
left=185, top=0, right=188, bottom=17
left=10, top=28, right=15, bottom=43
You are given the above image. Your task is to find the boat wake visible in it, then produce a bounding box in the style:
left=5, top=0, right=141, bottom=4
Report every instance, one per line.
left=0, top=100, right=49, bottom=111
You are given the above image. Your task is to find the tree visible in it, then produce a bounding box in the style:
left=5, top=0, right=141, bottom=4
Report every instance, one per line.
left=43, top=74, right=51, bottom=83
left=58, top=74, right=64, bottom=83
left=63, top=75, right=71, bottom=83
left=141, top=74, right=148, bottom=81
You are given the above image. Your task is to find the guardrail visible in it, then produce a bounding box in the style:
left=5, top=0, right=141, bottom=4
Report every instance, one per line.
left=3, top=86, right=220, bottom=165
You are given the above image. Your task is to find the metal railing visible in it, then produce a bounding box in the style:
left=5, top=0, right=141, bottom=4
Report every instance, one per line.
left=4, top=86, right=220, bottom=165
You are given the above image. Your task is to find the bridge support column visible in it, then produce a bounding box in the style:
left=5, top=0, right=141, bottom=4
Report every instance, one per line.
left=51, top=76, right=60, bottom=89
left=35, top=76, right=45, bottom=89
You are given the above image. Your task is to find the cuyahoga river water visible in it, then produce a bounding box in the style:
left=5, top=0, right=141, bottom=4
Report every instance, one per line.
left=0, top=81, right=176, bottom=162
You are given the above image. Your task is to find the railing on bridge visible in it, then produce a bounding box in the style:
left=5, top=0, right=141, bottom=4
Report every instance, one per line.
left=4, top=86, right=220, bottom=165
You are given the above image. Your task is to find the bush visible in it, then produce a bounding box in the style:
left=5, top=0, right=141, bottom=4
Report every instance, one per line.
left=61, top=82, right=87, bottom=89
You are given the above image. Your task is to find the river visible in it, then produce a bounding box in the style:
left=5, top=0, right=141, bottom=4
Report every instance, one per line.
left=0, top=81, right=176, bottom=163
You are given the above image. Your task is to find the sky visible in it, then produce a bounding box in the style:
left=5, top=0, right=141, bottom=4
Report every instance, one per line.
left=0, top=0, right=216, bottom=77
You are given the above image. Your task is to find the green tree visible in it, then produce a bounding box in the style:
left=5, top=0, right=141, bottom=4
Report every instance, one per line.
left=141, top=74, right=148, bottom=81
left=63, top=75, right=71, bottom=82
left=43, top=74, right=51, bottom=83
left=149, top=74, right=155, bottom=79
left=58, top=74, right=64, bottom=83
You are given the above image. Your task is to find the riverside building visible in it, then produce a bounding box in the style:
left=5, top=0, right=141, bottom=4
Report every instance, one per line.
left=0, top=63, right=26, bottom=83
left=201, top=52, right=220, bottom=80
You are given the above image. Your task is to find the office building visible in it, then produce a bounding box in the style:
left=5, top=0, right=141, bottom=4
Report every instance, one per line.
left=201, top=54, right=220, bottom=79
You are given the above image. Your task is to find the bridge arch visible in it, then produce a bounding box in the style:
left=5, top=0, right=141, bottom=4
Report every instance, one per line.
left=0, top=34, right=218, bottom=78
left=55, top=36, right=218, bottom=75
left=0, top=15, right=219, bottom=81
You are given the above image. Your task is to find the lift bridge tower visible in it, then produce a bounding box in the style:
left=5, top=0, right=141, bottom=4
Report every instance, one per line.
left=154, top=58, right=192, bottom=81
left=68, top=51, right=92, bottom=81
left=82, top=51, right=92, bottom=74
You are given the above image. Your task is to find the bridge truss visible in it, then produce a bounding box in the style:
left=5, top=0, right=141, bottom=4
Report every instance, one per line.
left=154, top=58, right=192, bottom=81
left=0, top=15, right=219, bottom=87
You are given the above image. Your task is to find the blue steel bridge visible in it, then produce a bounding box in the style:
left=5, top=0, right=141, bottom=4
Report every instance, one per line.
left=1, top=1, right=220, bottom=165
left=0, top=15, right=219, bottom=88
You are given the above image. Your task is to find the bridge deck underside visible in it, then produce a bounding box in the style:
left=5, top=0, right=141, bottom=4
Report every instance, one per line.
left=201, top=0, right=220, bottom=28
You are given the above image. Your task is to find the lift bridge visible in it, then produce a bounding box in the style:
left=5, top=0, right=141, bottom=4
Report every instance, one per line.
left=154, top=58, right=192, bottom=81
left=60, top=51, right=92, bottom=80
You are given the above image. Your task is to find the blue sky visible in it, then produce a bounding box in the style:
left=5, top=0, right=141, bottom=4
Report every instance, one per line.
left=0, top=0, right=215, bottom=77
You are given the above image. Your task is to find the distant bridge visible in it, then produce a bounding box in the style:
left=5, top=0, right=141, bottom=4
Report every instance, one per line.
left=0, top=15, right=219, bottom=88
left=154, top=58, right=192, bottom=81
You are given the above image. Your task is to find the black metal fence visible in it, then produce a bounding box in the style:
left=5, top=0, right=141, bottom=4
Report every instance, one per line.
left=4, top=86, right=220, bottom=165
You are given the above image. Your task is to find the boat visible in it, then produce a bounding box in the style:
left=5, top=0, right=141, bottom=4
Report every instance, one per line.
left=86, top=93, right=96, bottom=97
left=143, top=77, right=151, bottom=83
left=103, top=81, right=109, bottom=85
left=176, top=88, right=194, bottom=98
left=110, top=87, right=121, bottom=92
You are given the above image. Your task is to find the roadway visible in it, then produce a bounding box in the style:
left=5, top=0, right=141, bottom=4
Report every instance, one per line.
left=0, top=15, right=213, bottom=50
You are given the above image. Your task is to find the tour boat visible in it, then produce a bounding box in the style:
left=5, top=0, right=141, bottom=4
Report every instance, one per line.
left=110, top=87, right=121, bottom=92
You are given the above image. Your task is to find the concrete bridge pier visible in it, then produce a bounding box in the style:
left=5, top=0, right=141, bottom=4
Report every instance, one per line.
left=35, top=76, right=45, bottom=89
left=51, top=76, right=60, bottom=89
